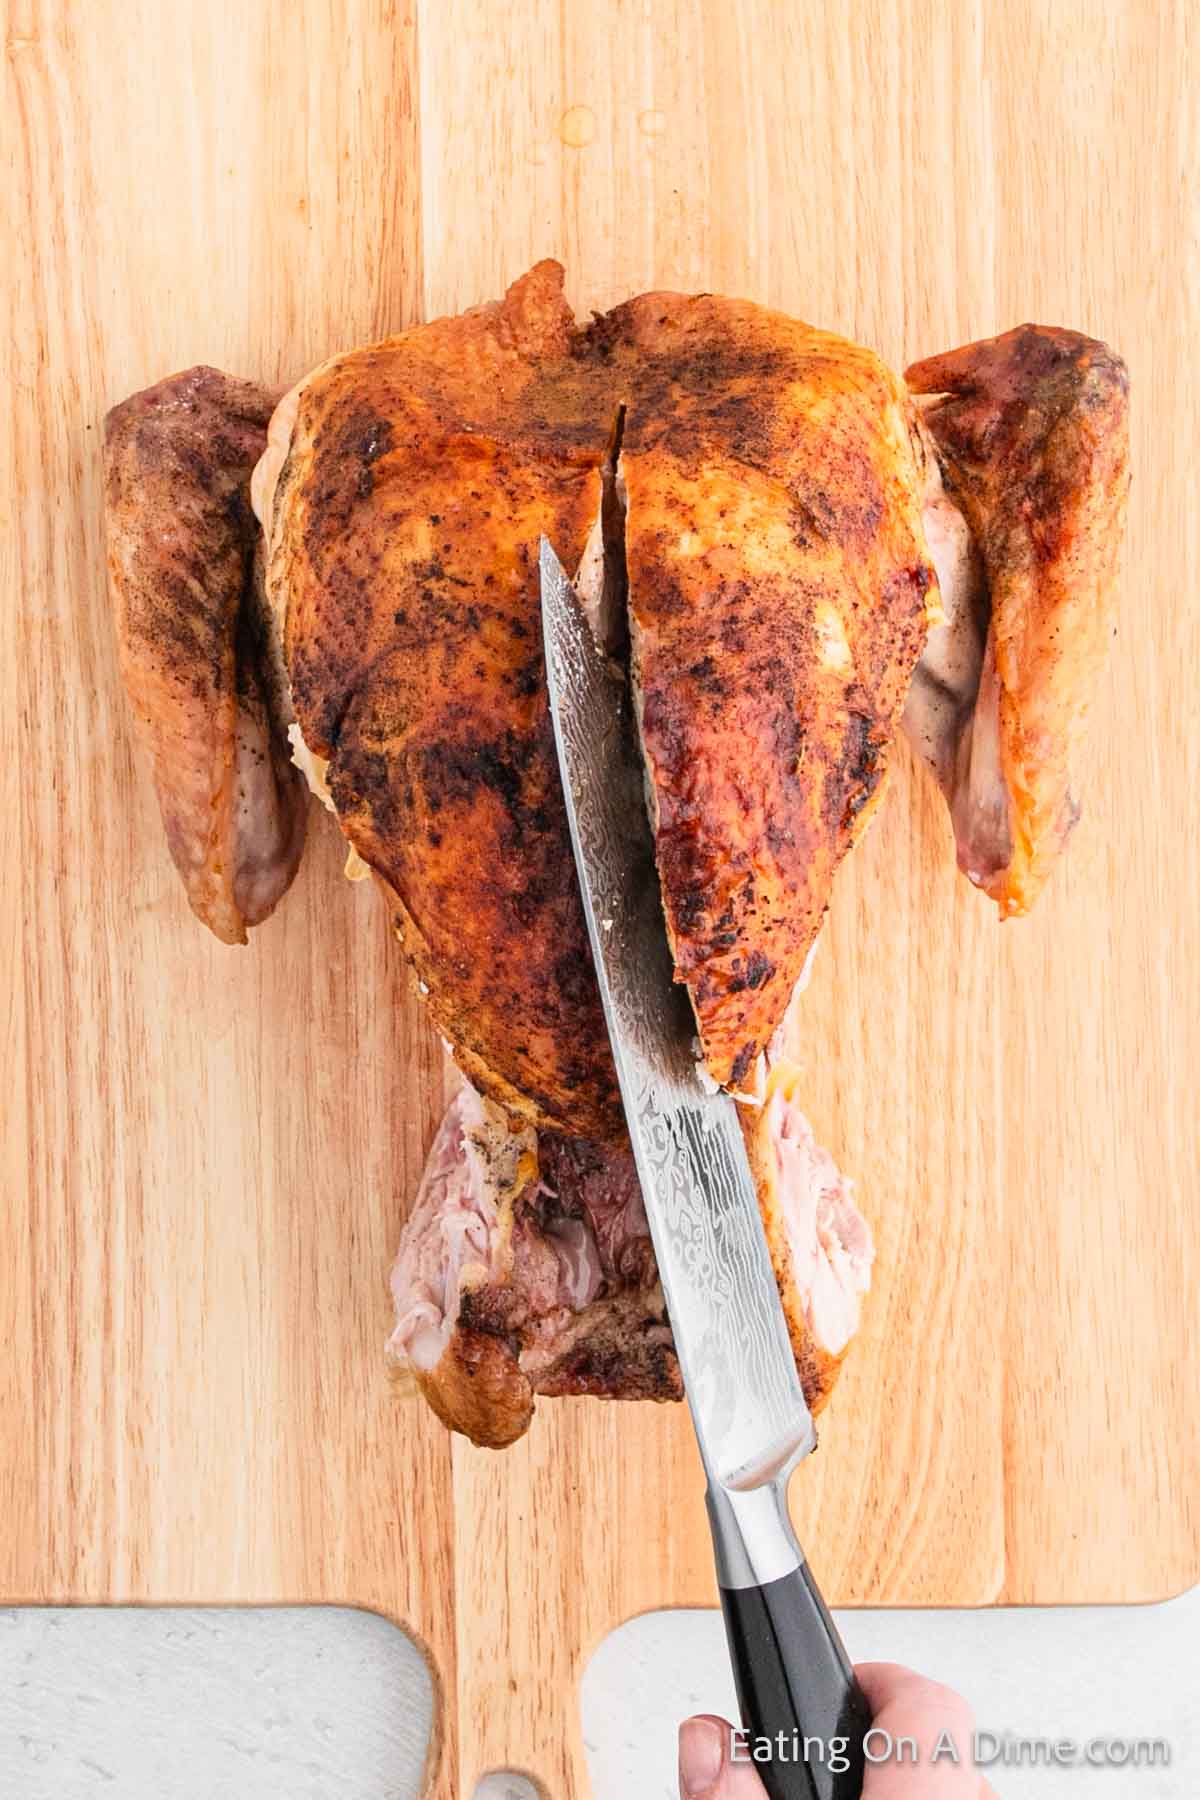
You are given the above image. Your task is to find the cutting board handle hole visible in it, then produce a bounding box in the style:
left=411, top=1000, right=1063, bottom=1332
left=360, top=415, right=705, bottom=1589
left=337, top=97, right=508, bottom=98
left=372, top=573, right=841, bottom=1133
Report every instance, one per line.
left=472, top=1772, right=545, bottom=1799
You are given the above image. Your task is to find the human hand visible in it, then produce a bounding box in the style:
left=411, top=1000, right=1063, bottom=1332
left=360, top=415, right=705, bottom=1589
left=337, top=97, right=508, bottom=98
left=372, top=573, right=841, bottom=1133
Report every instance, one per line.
left=678, top=1662, right=999, bottom=1796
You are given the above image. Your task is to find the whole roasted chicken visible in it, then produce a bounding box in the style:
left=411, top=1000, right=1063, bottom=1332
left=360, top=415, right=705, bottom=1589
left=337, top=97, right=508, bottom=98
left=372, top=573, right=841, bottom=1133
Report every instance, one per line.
left=104, top=263, right=1128, bottom=1448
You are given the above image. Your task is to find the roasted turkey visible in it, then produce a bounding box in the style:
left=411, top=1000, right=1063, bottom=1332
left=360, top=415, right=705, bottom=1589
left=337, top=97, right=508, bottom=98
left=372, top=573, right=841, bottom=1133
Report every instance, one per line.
left=103, top=263, right=1128, bottom=1448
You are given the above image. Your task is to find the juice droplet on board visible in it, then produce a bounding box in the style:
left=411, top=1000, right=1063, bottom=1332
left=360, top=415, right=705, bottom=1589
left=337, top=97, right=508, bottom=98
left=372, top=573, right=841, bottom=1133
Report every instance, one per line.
left=637, top=108, right=667, bottom=137
left=559, top=105, right=596, bottom=148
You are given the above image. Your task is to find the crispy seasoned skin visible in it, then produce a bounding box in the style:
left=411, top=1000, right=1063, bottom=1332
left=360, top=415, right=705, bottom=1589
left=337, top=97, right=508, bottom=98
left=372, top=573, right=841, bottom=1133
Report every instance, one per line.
left=388, top=1070, right=870, bottom=1447
left=905, top=327, right=1130, bottom=914
left=611, top=296, right=939, bottom=1086
left=256, top=265, right=622, bottom=1137
left=104, top=368, right=308, bottom=943
left=258, top=262, right=938, bottom=1118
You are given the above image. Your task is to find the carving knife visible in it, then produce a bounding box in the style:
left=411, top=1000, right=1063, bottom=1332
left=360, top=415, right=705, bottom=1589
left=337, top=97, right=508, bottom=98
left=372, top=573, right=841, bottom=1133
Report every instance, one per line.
left=540, top=537, right=871, bottom=1800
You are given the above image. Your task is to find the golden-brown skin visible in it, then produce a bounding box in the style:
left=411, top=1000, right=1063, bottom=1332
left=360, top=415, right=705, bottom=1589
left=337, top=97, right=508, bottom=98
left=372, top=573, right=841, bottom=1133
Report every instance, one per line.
left=258, top=264, right=623, bottom=1138
left=906, top=327, right=1130, bottom=915
left=613, top=296, right=939, bottom=1085
left=260, top=263, right=939, bottom=1117
left=104, top=368, right=308, bottom=943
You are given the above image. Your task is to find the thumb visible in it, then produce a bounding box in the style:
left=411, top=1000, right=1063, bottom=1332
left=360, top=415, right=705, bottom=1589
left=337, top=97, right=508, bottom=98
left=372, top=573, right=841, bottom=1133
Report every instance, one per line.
left=678, top=1716, right=768, bottom=1798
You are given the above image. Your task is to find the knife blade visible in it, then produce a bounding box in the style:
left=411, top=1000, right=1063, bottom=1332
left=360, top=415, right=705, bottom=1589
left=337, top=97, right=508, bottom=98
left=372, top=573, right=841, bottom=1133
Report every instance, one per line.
left=540, top=535, right=870, bottom=1800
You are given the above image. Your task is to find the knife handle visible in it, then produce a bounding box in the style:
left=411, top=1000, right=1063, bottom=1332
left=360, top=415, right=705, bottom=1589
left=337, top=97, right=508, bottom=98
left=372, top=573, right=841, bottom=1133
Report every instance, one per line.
left=718, top=1563, right=870, bottom=1798
left=707, top=1482, right=870, bottom=1799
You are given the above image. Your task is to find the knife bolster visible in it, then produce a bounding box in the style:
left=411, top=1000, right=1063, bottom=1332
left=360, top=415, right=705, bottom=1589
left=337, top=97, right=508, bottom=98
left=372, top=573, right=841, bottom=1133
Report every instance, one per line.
left=706, top=1475, right=805, bottom=1590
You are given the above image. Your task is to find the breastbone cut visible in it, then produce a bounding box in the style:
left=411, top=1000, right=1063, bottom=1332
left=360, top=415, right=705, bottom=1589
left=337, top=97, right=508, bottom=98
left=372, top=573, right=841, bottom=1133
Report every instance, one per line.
left=256, top=260, right=939, bottom=1127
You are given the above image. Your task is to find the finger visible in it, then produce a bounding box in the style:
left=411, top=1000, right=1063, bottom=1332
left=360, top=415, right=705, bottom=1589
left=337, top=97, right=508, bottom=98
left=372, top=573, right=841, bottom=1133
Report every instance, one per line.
left=678, top=1716, right=767, bottom=1798
left=854, top=1662, right=981, bottom=1796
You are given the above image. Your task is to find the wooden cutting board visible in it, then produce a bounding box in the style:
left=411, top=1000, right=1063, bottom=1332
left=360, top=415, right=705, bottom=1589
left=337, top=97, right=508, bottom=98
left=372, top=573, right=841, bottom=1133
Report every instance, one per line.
left=5, top=2, right=1198, bottom=1793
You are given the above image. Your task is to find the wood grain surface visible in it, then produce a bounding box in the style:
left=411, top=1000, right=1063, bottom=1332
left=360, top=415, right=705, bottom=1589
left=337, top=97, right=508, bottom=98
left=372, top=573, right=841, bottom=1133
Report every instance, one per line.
left=5, top=2, right=1198, bottom=1794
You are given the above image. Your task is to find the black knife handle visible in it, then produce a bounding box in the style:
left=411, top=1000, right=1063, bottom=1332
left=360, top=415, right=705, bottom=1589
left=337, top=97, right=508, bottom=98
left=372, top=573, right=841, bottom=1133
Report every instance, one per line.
left=718, top=1562, right=870, bottom=1799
